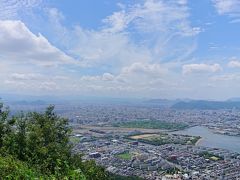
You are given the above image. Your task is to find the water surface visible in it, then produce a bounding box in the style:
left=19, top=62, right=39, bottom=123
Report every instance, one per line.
left=173, top=126, right=240, bottom=153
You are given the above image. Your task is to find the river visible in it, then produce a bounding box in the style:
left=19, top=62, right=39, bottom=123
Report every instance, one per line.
left=173, top=126, right=240, bottom=153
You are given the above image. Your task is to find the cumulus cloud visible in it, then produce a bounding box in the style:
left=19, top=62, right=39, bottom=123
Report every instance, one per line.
left=182, top=63, right=222, bottom=75
left=212, top=0, right=240, bottom=14
left=10, top=73, right=42, bottom=81
left=210, top=74, right=240, bottom=81
left=108, top=62, right=169, bottom=89
left=212, top=0, right=240, bottom=22
left=80, top=73, right=115, bottom=82
left=121, top=63, right=167, bottom=77
left=75, top=62, right=168, bottom=94
left=0, top=20, right=77, bottom=67
left=228, top=60, right=240, bottom=68
left=6, top=80, right=57, bottom=92
left=102, top=73, right=115, bottom=81
left=4, top=72, right=70, bottom=94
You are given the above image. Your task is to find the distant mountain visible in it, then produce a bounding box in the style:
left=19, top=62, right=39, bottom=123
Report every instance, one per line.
left=10, top=100, right=47, bottom=106
left=228, top=97, right=240, bottom=102
left=144, top=99, right=179, bottom=107
left=0, top=93, right=59, bottom=103
left=171, top=100, right=240, bottom=110
left=0, top=93, right=142, bottom=105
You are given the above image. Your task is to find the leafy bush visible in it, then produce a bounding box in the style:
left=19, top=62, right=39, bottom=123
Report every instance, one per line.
left=0, top=103, right=108, bottom=179
left=0, top=156, right=43, bottom=179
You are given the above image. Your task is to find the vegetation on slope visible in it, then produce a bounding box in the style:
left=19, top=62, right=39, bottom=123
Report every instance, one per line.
left=0, top=156, right=44, bottom=179
left=0, top=102, right=107, bottom=179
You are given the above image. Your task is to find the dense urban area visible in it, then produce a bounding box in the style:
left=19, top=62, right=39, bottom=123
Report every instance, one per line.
left=8, top=101, right=240, bottom=180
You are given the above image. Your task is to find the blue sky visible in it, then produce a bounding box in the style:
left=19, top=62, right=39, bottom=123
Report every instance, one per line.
left=0, top=0, right=240, bottom=100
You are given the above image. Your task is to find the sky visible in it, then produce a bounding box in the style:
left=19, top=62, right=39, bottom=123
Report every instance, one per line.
left=0, top=0, right=240, bottom=100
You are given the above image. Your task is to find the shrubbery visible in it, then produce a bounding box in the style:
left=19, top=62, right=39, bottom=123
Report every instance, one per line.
left=0, top=103, right=108, bottom=179
left=0, top=156, right=43, bottom=179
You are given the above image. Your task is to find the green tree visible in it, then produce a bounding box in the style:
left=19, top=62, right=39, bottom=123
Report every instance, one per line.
left=80, top=160, right=108, bottom=180
left=0, top=103, right=16, bottom=156
left=0, top=102, right=10, bottom=148
left=25, top=105, right=72, bottom=176
left=0, top=103, right=109, bottom=179
left=15, top=113, right=28, bottom=161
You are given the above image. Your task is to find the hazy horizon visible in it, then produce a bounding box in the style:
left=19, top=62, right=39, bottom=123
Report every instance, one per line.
left=1, top=92, right=240, bottom=103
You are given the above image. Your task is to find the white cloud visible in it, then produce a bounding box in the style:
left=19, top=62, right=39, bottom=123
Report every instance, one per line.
left=102, top=73, right=115, bottom=81
left=69, top=27, right=151, bottom=68
left=0, top=20, right=81, bottom=94
left=182, top=63, right=222, bottom=75
left=5, top=80, right=56, bottom=92
left=4, top=72, right=70, bottom=94
left=53, top=0, right=200, bottom=70
left=228, top=60, right=240, bottom=68
left=80, top=73, right=115, bottom=82
left=10, top=73, right=42, bottom=81
left=110, top=62, right=169, bottom=88
left=121, top=63, right=167, bottom=77
left=0, top=0, right=41, bottom=20
left=210, top=74, right=240, bottom=81
left=177, top=0, right=188, bottom=5
left=75, top=62, right=168, bottom=95
left=0, top=20, right=76, bottom=67
left=212, top=0, right=240, bottom=22
left=103, top=0, right=201, bottom=36
left=212, top=0, right=240, bottom=14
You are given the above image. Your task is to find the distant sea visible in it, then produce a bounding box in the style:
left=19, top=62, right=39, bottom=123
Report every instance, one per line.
left=173, top=126, right=240, bottom=153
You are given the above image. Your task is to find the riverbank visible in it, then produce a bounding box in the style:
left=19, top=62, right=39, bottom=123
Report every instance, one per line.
left=195, top=137, right=204, bottom=146
left=171, top=126, right=240, bottom=153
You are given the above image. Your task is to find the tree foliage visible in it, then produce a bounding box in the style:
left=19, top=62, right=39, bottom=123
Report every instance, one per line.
left=0, top=103, right=108, bottom=179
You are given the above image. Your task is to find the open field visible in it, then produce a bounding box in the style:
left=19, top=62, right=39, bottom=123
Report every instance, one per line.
left=199, top=151, right=223, bottom=161
left=113, top=120, right=188, bottom=130
left=70, top=136, right=81, bottom=144
left=116, top=152, right=132, bottom=160
left=72, top=124, right=169, bottom=136
left=128, top=133, right=201, bottom=146
left=130, top=134, right=159, bottom=139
